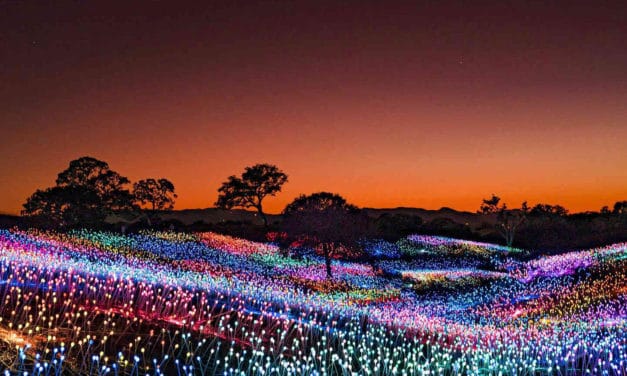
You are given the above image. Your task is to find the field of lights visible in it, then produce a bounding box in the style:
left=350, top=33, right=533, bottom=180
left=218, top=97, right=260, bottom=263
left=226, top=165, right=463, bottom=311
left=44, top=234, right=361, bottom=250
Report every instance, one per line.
left=0, top=229, right=625, bottom=375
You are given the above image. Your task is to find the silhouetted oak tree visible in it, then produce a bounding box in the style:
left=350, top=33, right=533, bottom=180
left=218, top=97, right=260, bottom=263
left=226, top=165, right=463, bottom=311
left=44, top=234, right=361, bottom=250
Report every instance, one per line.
left=479, top=194, right=527, bottom=248
left=134, top=178, right=177, bottom=211
left=282, top=192, right=369, bottom=279
left=478, top=194, right=502, bottom=214
left=496, top=206, right=527, bottom=248
left=613, top=201, right=627, bottom=215
left=132, top=178, right=177, bottom=227
left=215, top=163, right=288, bottom=226
left=22, top=156, right=135, bottom=228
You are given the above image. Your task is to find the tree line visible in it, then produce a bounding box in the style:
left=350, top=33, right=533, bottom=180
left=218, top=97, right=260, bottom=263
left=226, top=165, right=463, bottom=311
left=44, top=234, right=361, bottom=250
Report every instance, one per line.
left=477, top=194, right=627, bottom=252
left=20, top=157, right=369, bottom=278
left=20, top=157, right=627, bottom=261
left=22, top=157, right=177, bottom=229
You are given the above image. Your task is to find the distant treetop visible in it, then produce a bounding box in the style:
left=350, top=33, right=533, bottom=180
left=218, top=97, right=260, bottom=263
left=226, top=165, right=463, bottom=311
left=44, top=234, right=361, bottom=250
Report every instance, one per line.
left=215, top=163, right=288, bottom=226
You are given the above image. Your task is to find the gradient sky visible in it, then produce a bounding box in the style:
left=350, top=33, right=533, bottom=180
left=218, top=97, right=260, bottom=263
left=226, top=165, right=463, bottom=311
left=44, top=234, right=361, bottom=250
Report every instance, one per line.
left=1, top=1, right=626, bottom=215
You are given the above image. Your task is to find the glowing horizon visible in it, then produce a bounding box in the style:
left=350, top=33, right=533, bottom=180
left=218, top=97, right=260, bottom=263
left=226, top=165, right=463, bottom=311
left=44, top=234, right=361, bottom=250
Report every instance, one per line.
left=1, top=2, right=625, bottom=215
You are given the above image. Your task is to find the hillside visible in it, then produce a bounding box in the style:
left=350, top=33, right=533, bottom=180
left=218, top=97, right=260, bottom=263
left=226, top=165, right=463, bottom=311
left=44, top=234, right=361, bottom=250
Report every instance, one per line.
left=124, top=206, right=488, bottom=227
left=0, top=229, right=624, bottom=374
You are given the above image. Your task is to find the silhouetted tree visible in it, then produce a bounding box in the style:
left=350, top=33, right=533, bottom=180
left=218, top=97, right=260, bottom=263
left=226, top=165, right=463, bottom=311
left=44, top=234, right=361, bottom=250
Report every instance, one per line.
left=496, top=205, right=526, bottom=248
left=282, top=192, right=368, bottom=278
left=216, top=163, right=288, bottom=226
left=22, top=156, right=135, bottom=228
left=479, top=195, right=526, bottom=248
left=133, top=178, right=177, bottom=210
left=611, top=201, right=627, bottom=240
left=56, top=157, right=135, bottom=212
left=613, top=201, right=627, bottom=215
left=530, top=204, right=568, bottom=217
left=132, top=178, right=177, bottom=226
left=56, top=156, right=110, bottom=186
left=23, top=185, right=100, bottom=228
left=478, top=194, right=501, bottom=214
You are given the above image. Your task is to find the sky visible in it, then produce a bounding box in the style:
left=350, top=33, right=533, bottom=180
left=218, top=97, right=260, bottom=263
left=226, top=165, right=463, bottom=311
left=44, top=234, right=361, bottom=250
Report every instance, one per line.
left=1, top=0, right=626, bottom=215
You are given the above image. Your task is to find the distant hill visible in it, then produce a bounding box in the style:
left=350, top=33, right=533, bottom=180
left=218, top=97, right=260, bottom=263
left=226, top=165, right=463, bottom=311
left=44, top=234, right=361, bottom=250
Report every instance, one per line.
left=363, top=207, right=490, bottom=228
left=4, top=206, right=491, bottom=231
left=130, top=206, right=492, bottom=229
left=157, top=208, right=279, bottom=225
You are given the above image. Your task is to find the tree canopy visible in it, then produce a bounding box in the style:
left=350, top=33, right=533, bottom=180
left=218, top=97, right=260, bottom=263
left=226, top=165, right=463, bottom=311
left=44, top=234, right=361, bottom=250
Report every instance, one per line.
left=478, top=194, right=502, bottom=214
left=282, top=192, right=369, bottom=278
left=478, top=194, right=527, bottom=248
left=133, top=178, right=177, bottom=211
left=215, top=163, right=288, bottom=226
left=56, top=156, right=110, bottom=187
left=529, top=204, right=569, bottom=217
left=22, top=156, right=135, bottom=228
left=613, top=201, right=627, bottom=215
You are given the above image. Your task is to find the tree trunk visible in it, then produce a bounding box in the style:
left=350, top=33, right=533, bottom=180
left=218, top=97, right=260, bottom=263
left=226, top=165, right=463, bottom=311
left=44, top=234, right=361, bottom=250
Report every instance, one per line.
left=256, top=205, right=268, bottom=227
left=506, top=231, right=514, bottom=248
left=324, top=243, right=333, bottom=279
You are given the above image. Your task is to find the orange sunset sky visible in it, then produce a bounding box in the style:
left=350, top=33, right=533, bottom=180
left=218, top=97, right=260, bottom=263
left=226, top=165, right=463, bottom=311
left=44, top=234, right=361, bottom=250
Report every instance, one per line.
left=1, top=1, right=626, bottom=215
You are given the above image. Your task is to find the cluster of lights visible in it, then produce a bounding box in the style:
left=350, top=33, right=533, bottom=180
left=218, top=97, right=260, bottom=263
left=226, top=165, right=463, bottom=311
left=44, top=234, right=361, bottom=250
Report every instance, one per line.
left=407, top=235, right=525, bottom=255
left=0, top=229, right=625, bottom=375
left=401, top=269, right=506, bottom=282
